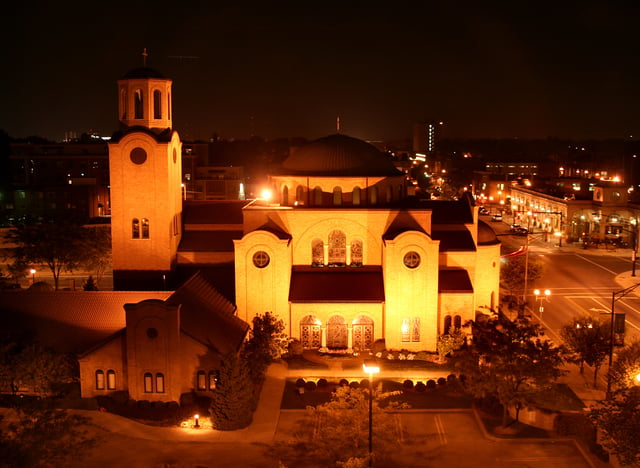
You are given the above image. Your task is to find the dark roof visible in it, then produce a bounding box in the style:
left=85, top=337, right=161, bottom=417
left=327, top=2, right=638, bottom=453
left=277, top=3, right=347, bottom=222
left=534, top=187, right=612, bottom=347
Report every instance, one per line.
left=431, top=230, right=477, bottom=252
left=121, top=67, right=166, bottom=79
left=438, top=270, right=474, bottom=293
left=0, top=291, right=171, bottom=353
left=178, top=230, right=242, bottom=252
left=110, top=126, right=173, bottom=143
left=477, top=220, right=500, bottom=245
left=419, top=199, right=474, bottom=224
left=255, top=219, right=293, bottom=241
left=289, top=266, right=385, bottom=302
left=183, top=200, right=247, bottom=225
left=166, top=272, right=248, bottom=355
left=280, top=134, right=402, bottom=177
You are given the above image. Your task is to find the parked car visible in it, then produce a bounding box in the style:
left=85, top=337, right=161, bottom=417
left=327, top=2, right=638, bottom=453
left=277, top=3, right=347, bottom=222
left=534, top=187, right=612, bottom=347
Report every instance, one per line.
left=491, top=213, right=503, bottom=222
left=479, top=206, right=490, bottom=215
left=511, top=227, right=529, bottom=236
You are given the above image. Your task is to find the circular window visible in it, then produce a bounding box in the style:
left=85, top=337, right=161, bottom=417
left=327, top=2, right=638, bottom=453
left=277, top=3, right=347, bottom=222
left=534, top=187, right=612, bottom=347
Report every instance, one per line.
left=146, top=327, right=158, bottom=339
left=252, top=251, right=270, bottom=268
left=403, top=251, right=420, bottom=269
left=173, top=148, right=177, bottom=164
left=130, top=147, right=147, bottom=165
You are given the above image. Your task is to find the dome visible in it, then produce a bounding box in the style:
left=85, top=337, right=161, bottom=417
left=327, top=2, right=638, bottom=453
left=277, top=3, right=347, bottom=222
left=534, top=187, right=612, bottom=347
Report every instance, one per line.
left=477, top=220, right=500, bottom=245
left=121, top=67, right=166, bottom=80
left=281, top=134, right=402, bottom=177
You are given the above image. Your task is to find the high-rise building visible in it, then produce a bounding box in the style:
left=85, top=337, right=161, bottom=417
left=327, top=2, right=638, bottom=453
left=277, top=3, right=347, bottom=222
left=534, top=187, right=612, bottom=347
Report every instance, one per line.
left=413, top=121, right=443, bottom=154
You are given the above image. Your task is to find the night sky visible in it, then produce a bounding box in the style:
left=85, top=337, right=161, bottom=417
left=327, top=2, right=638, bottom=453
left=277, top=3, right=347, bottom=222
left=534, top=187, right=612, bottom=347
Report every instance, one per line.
left=2, top=2, right=639, bottom=143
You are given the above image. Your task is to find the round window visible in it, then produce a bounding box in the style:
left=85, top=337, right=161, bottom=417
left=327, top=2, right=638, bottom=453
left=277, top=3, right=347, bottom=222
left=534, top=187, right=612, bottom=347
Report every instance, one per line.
left=130, top=147, right=147, bottom=165
left=146, top=327, right=158, bottom=339
left=253, top=251, right=270, bottom=268
left=403, top=251, right=420, bottom=269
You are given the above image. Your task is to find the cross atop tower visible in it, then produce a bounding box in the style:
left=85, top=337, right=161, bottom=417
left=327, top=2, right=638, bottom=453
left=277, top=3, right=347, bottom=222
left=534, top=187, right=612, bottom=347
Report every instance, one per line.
left=142, top=48, right=148, bottom=66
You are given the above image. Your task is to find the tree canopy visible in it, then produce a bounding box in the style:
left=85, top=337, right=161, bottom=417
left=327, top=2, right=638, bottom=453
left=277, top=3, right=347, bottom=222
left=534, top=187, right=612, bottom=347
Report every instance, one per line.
left=560, top=315, right=610, bottom=387
left=451, top=312, right=566, bottom=426
left=210, top=352, right=255, bottom=431
left=242, top=311, right=288, bottom=384
left=608, top=340, right=640, bottom=390
left=500, top=255, right=544, bottom=297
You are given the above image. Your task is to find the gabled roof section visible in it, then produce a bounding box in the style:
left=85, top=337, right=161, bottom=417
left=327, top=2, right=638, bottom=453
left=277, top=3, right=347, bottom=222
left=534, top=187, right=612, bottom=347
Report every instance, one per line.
left=179, top=230, right=243, bottom=252
left=166, top=272, right=248, bottom=355
left=254, top=218, right=292, bottom=241
left=289, top=266, right=384, bottom=302
left=438, top=269, right=474, bottom=293
left=431, top=230, right=476, bottom=252
left=0, top=291, right=171, bottom=353
left=418, top=196, right=474, bottom=224
left=382, top=210, right=428, bottom=240
left=183, top=200, right=247, bottom=225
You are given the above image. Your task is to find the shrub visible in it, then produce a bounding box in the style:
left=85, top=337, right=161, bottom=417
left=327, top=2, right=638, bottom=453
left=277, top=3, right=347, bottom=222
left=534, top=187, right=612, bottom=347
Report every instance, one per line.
left=437, top=377, right=447, bottom=386
left=403, top=380, right=414, bottom=389
left=317, top=378, right=328, bottom=388
left=305, top=381, right=317, bottom=391
left=288, top=339, right=304, bottom=356
left=295, top=378, right=306, bottom=388
left=415, top=351, right=430, bottom=361
left=426, top=380, right=436, bottom=389
left=111, top=390, right=130, bottom=404
left=339, top=378, right=349, bottom=387
left=138, top=400, right=151, bottom=408
left=360, top=379, right=369, bottom=388
left=167, top=401, right=179, bottom=411
left=447, top=374, right=457, bottom=383
left=415, top=382, right=426, bottom=392
left=371, top=339, right=386, bottom=354
left=180, top=392, right=196, bottom=406
left=349, top=381, right=360, bottom=389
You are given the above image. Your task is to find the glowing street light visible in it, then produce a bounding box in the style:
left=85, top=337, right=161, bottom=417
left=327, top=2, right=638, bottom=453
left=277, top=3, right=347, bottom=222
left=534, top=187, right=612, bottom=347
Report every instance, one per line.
left=194, top=414, right=200, bottom=428
left=363, top=359, right=380, bottom=468
left=533, top=289, right=551, bottom=323
left=29, top=269, right=36, bottom=285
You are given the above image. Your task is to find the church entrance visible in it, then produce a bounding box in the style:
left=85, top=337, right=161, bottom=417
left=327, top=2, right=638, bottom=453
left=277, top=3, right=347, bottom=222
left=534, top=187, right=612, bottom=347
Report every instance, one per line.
left=326, top=315, right=348, bottom=349
left=352, top=315, right=374, bottom=351
left=300, top=315, right=321, bottom=349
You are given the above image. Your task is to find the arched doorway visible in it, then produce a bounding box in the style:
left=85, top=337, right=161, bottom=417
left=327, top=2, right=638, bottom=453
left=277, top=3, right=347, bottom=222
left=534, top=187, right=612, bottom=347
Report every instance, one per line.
left=352, top=315, right=373, bottom=351
left=300, top=315, right=322, bottom=349
left=326, top=315, right=348, bottom=349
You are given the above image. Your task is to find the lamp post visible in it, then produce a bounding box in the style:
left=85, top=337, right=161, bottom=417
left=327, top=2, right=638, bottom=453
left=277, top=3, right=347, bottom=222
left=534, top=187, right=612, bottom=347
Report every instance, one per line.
left=194, top=414, right=200, bottom=428
left=29, top=269, right=36, bottom=285
left=363, top=359, right=380, bottom=468
left=607, top=283, right=640, bottom=397
left=533, top=289, right=551, bottom=324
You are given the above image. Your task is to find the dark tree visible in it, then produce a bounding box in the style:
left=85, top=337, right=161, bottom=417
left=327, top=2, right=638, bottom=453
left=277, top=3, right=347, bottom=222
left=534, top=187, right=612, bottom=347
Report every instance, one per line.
left=451, top=313, right=566, bottom=426
left=500, top=255, right=544, bottom=298
left=588, top=388, right=640, bottom=466
left=608, top=340, right=640, bottom=391
left=560, top=315, right=610, bottom=387
left=0, top=405, right=97, bottom=467
left=83, top=275, right=99, bottom=291
left=241, top=311, right=287, bottom=384
left=210, top=352, right=255, bottom=430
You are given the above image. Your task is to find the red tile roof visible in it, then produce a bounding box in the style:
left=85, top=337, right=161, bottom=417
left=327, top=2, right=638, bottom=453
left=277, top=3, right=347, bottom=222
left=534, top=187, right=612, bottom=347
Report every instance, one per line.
left=438, top=269, right=474, bottom=292
left=289, top=266, right=385, bottom=302
left=431, top=230, right=477, bottom=251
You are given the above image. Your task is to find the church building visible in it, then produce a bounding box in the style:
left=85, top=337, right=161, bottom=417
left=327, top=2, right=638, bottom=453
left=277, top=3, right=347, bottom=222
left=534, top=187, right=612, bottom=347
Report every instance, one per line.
left=107, top=65, right=502, bottom=357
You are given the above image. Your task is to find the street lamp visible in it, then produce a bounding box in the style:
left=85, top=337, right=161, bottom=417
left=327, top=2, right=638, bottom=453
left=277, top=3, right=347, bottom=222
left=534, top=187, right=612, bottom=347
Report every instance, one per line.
left=533, top=289, right=551, bottom=323
left=363, top=359, right=380, bottom=468
left=29, top=269, right=36, bottom=285
left=194, top=414, right=200, bottom=428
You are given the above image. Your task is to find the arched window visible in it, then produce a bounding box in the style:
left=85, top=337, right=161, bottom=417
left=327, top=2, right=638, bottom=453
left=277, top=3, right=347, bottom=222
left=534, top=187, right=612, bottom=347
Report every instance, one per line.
left=120, top=89, right=127, bottom=119
left=167, top=92, right=171, bottom=119
left=370, top=186, right=378, bottom=205
left=95, top=370, right=105, bottom=390
left=208, top=371, right=217, bottom=390
left=454, top=315, right=462, bottom=331
left=351, top=239, right=363, bottom=266
left=282, top=185, right=289, bottom=206
left=134, top=89, right=144, bottom=119
left=143, top=373, right=153, bottom=393
left=328, top=230, right=346, bottom=266
left=401, top=317, right=411, bottom=342
left=197, top=371, right=206, bottom=391
left=397, top=184, right=403, bottom=200
left=402, top=317, right=420, bottom=342
left=313, top=187, right=322, bottom=206
left=300, top=315, right=322, bottom=349
left=353, top=187, right=361, bottom=206
left=107, top=370, right=116, bottom=390
left=386, top=185, right=393, bottom=203
left=153, top=90, right=162, bottom=119
left=352, top=315, right=374, bottom=350
left=327, top=315, right=347, bottom=349
left=444, top=315, right=452, bottom=334
left=312, top=239, right=324, bottom=266
left=132, top=218, right=140, bottom=238
left=141, top=218, right=149, bottom=238
left=156, top=373, right=165, bottom=393
left=333, top=187, right=342, bottom=206
left=296, top=186, right=304, bottom=205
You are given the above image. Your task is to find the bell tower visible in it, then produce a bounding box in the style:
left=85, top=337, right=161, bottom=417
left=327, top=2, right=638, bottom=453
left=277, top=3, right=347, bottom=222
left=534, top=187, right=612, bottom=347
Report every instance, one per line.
left=109, top=54, right=182, bottom=290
